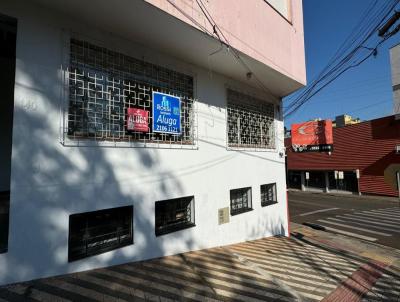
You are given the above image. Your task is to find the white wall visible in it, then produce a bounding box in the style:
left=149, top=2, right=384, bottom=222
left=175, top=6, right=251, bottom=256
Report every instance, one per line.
left=0, top=0, right=288, bottom=285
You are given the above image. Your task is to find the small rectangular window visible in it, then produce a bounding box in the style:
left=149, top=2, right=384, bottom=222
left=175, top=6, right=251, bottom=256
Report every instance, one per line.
left=230, top=187, right=252, bottom=215
left=68, top=206, right=133, bottom=262
left=155, top=196, right=195, bottom=236
left=261, top=183, right=277, bottom=207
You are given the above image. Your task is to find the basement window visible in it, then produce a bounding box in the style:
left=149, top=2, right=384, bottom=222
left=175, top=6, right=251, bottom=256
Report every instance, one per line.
left=227, top=89, right=275, bottom=150
left=261, top=183, right=277, bottom=207
left=68, top=206, right=133, bottom=262
left=155, top=196, right=195, bottom=236
left=230, top=187, right=252, bottom=215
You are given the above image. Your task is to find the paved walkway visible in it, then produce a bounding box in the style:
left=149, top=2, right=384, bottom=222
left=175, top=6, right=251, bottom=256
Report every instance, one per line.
left=0, top=233, right=399, bottom=301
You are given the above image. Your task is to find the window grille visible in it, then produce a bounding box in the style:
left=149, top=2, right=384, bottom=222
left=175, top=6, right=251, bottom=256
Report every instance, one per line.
left=68, top=206, right=133, bottom=262
left=261, top=183, right=277, bottom=207
left=155, top=196, right=195, bottom=236
left=230, top=187, right=252, bottom=215
left=227, top=89, right=275, bottom=150
left=62, top=39, right=197, bottom=148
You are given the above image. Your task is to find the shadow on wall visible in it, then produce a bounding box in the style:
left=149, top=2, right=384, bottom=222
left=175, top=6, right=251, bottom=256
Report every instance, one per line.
left=1, top=62, right=198, bottom=285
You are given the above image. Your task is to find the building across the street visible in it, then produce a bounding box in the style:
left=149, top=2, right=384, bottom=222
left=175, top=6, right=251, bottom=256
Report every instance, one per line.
left=0, top=0, right=306, bottom=285
left=286, top=114, right=400, bottom=197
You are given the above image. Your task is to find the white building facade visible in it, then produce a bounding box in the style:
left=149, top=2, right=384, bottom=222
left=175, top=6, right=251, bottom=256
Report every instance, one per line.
left=0, top=0, right=306, bottom=285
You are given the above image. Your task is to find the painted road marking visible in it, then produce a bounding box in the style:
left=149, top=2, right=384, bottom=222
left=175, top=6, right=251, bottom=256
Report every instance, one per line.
left=317, top=219, right=392, bottom=236
left=299, top=208, right=339, bottom=216
left=356, top=211, right=400, bottom=222
left=338, top=214, right=400, bottom=229
left=317, top=225, right=377, bottom=241
left=326, top=217, right=400, bottom=233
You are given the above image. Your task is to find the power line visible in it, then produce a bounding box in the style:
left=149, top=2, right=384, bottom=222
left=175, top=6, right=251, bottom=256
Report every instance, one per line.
left=284, top=0, right=400, bottom=119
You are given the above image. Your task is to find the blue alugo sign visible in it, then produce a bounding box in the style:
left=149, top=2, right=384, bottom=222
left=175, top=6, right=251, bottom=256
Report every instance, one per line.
left=152, top=91, right=181, bottom=135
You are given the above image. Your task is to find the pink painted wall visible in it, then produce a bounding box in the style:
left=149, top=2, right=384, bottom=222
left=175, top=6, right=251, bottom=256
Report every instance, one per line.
left=146, top=0, right=306, bottom=85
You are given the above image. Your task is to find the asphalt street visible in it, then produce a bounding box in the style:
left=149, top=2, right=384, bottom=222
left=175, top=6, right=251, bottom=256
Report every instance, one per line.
left=289, top=190, right=400, bottom=249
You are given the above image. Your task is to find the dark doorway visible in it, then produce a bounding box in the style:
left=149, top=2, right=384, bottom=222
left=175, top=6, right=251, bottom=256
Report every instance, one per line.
left=0, top=13, right=17, bottom=254
left=307, top=171, right=325, bottom=189
left=287, top=170, right=302, bottom=189
left=328, top=171, right=358, bottom=193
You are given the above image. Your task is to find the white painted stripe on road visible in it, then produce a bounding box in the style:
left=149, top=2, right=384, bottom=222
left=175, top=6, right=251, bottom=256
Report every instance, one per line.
left=327, top=217, right=400, bottom=233
left=299, top=208, right=339, bottom=216
left=367, top=210, right=400, bottom=218
left=338, top=215, right=400, bottom=230
left=317, top=225, right=377, bottom=241
left=371, top=207, right=400, bottom=213
left=318, top=219, right=392, bottom=236
left=356, top=211, right=400, bottom=222
left=370, top=209, right=400, bottom=216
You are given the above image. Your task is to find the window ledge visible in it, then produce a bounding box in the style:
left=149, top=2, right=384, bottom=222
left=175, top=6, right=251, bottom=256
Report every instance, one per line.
left=231, top=208, right=253, bottom=216
left=261, top=201, right=278, bottom=207
left=155, top=223, right=196, bottom=237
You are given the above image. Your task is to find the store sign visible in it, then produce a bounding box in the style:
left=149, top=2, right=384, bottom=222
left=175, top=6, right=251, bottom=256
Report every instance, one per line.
left=291, top=120, right=333, bottom=152
left=152, top=91, right=181, bottom=135
left=127, top=108, right=149, bottom=132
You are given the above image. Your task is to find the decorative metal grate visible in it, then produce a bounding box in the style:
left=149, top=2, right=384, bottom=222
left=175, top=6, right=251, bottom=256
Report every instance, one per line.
left=260, top=183, right=277, bottom=207
left=227, top=89, right=275, bottom=150
left=155, top=196, right=195, bottom=236
left=230, top=187, right=252, bottom=215
left=61, top=39, right=197, bottom=148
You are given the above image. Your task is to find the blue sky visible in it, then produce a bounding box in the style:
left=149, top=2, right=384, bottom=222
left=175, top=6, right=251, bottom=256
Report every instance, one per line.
left=283, top=0, right=400, bottom=126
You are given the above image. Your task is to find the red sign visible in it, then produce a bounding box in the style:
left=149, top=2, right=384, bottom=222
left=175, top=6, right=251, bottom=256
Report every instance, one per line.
left=127, top=108, right=149, bottom=132
left=291, top=120, right=333, bottom=150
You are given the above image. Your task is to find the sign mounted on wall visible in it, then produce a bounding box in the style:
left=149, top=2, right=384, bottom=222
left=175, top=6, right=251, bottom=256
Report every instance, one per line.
left=291, top=120, right=333, bottom=152
left=126, top=108, right=149, bottom=132
left=152, top=91, right=181, bottom=135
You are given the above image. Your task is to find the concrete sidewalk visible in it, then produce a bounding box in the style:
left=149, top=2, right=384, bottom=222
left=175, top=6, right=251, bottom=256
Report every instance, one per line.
left=0, top=225, right=399, bottom=302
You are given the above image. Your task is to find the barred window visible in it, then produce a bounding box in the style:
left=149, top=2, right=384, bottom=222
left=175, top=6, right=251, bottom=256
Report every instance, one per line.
left=65, top=39, right=195, bottom=147
left=155, top=196, right=195, bottom=236
left=230, top=187, right=252, bottom=215
left=261, top=183, right=277, bottom=207
left=68, top=206, right=133, bottom=262
left=227, top=89, right=275, bottom=150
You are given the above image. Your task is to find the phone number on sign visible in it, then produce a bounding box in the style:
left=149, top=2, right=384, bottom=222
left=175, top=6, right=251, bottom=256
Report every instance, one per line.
left=155, top=125, right=179, bottom=133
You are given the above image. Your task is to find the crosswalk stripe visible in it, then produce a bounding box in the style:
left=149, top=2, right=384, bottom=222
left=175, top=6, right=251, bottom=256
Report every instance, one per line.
left=354, top=211, right=400, bottom=222
left=317, top=225, right=378, bottom=241
left=369, top=208, right=400, bottom=215
left=370, top=207, right=400, bottom=213
left=317, top=219, right=392, bottom=236
left=340, top=214, right=400, bottom=228
left=327, top=217, right=400, bottom=233
left=362, top=211, right=400, bottom=221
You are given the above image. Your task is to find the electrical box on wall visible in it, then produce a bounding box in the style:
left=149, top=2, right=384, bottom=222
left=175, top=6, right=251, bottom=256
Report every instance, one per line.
left=396, top=145, right=400, bottom=154
left=218, top=207, right=230, bottom=225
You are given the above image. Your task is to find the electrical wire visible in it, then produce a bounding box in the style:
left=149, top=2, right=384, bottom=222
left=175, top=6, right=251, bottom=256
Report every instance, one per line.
left=284, top=0, right=400, bottom=119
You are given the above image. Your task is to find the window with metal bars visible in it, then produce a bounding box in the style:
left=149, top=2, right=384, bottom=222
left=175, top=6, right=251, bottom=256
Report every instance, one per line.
left=68, top=206, right=133, bottom=262
left=66, top=39, right=195, bottom=147
left=230, top=187, right=252, bottom=215
left=260, top=183, right=277, bottom=207
left=227, top=89, right=275, bottom=150
left=155, top=196, right=195, bottom=236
